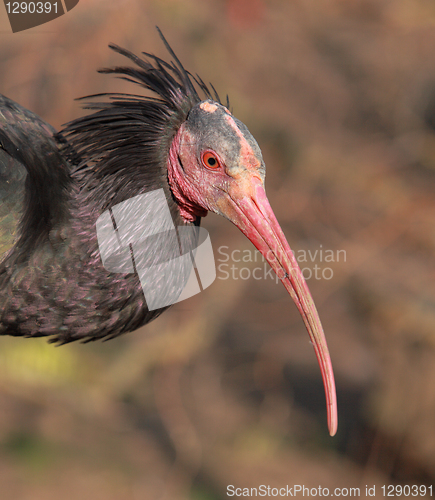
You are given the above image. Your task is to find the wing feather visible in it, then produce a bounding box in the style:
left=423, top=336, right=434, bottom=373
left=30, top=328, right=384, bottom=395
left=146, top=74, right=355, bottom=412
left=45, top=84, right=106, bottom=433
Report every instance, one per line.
left=0, top=150, right=26, bottom=258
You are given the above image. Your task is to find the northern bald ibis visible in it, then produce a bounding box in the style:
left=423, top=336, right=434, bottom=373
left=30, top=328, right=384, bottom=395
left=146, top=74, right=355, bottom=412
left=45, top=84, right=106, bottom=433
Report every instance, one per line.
left=0, top=30, right=337, bottom=435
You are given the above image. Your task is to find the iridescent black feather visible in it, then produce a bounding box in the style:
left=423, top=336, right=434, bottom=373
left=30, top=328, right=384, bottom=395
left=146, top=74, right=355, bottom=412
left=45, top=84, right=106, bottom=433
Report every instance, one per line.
left=0, top=30, right=217, bottom=343
left=62, top=31, right=224, bottom=209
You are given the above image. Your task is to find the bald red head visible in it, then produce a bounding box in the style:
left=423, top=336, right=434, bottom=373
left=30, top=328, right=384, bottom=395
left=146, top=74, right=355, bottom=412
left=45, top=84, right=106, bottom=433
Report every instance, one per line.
left=167, top=99, right=338, bottom=436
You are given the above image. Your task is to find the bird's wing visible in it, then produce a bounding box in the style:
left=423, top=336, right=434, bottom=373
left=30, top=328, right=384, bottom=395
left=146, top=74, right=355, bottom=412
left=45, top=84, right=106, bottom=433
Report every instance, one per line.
left=0, top=94, right=58, bottom=261
left=0, top=148, right=26, bottom=258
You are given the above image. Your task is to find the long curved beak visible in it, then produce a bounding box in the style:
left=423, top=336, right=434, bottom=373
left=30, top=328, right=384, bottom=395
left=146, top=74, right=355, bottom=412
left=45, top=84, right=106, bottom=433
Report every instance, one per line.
left=219, top=176, right=337, bottom=436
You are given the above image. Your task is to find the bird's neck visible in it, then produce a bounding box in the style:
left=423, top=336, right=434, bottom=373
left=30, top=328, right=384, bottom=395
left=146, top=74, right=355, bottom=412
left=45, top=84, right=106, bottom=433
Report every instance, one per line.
left=167, top=125, right=207, bottom=223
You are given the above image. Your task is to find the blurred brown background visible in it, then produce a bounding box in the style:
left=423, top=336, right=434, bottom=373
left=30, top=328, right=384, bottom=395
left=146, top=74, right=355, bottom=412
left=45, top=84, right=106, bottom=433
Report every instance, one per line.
left=1, top=0, right=435, bottom=498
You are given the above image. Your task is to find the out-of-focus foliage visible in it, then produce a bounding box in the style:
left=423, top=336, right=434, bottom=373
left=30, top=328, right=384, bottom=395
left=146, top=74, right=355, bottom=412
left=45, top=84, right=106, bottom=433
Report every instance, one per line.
left=1, top=0, right=435, bottom=498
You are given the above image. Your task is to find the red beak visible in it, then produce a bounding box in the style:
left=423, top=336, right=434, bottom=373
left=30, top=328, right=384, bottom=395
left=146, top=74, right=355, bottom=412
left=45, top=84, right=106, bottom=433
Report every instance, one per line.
left=220, top=176, right=337, bottom=436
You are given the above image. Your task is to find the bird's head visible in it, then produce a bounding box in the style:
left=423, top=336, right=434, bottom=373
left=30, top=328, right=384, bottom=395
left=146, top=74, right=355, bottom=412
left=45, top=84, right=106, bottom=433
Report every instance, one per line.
left=168, top=100, right=265, bottom=222
left=168, top=99, right=337, bottom=436
left=63, top=32, right=337, bottom=436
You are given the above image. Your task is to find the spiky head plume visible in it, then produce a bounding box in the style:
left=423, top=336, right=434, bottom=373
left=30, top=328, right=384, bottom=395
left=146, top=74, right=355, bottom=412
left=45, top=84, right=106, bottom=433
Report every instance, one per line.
left=61, top=28, right=228, bottom=209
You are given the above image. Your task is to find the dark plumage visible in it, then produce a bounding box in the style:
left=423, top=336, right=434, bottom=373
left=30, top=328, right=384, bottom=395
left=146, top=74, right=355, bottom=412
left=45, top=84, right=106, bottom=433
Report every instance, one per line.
left=0, top=34, right=208, bottom=344
left=0, top=31, right=338, bottom=435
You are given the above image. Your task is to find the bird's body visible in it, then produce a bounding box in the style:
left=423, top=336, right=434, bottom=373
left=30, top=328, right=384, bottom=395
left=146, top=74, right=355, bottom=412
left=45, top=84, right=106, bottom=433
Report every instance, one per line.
left=0, top=94, right=169, bottom=342
left=0, top=32, right=338, bottom=434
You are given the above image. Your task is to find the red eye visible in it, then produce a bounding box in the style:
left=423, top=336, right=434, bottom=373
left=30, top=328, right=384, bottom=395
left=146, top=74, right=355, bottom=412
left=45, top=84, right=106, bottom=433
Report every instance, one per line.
left=202, top=151, right=221, bottom=170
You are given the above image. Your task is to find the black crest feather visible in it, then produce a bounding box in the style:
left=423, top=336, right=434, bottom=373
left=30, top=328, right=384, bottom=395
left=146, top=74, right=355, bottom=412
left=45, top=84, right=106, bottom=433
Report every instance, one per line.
left=61, top=29, right=226, bottom=208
